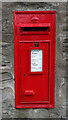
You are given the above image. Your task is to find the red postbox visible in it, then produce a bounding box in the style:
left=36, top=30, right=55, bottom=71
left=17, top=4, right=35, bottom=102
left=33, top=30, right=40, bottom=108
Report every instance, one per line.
left=14, top=11, right=56, bottom=108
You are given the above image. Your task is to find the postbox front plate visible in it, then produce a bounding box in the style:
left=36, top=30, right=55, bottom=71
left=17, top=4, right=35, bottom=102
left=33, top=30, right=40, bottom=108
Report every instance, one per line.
left=14, top=11, right=56, bottom=108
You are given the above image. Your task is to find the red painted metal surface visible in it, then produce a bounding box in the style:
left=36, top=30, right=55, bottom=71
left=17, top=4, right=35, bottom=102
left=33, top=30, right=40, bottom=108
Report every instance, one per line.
left=14, top=11, right=56, bottom=108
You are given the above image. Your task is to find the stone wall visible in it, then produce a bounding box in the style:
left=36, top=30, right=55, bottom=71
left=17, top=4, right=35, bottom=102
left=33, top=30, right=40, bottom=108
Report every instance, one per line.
left=1, top=2, right=67, bottom=119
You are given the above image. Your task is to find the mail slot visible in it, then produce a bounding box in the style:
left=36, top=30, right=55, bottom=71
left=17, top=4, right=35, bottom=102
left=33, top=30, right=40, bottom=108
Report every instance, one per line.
left=14, top=11, right=56, bottom=108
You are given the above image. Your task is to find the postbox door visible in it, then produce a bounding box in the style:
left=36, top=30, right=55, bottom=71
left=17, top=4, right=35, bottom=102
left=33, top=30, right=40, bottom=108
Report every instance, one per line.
left=19, top=42, right=49, bottom=103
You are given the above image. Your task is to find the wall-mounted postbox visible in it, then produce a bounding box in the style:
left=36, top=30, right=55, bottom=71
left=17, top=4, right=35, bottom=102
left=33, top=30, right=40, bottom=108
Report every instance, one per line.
left=14, top=11, right=56, bottom=108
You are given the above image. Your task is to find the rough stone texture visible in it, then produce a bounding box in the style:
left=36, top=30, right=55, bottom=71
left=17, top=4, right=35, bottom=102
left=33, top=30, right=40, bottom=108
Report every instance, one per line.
left=0, top=1, right=2, bottom=120
left=2, top=2, right=67, bottom=119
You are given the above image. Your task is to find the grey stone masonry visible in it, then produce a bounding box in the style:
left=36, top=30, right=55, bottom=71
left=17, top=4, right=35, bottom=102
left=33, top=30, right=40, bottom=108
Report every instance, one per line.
left=1, top=2, right=67, bottom=119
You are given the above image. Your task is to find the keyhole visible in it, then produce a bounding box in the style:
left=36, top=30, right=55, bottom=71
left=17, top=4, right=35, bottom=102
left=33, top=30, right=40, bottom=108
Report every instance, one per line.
left=24, top=74, right=25, bottom=76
